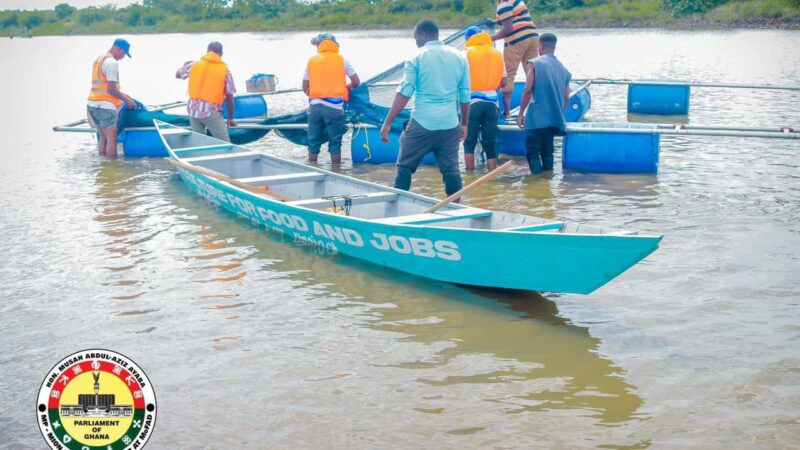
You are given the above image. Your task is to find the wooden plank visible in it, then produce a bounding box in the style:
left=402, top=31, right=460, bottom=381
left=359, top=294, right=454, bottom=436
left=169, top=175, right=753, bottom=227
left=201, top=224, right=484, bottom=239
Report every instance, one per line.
left=288, top=192, right=398, bottom=210
left=504, top=222, right=564, bottom=232
left=237, top=173, right=325, bottom=186
left=182, top=151, right=261, bottom=164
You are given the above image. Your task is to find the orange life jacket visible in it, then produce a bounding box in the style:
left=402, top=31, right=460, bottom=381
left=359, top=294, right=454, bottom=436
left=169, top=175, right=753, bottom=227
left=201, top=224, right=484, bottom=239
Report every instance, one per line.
left=88, top=53, right=122, bottom=106
left=466, top=33, right=505, bottom=91
left=307, top=40, right=348, bottom=101
left=188, top=52, right=228, bottom=105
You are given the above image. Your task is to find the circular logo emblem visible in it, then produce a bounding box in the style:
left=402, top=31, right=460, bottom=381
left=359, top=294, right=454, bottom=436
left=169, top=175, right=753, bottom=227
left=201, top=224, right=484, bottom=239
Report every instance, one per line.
left=36, top=349, right=157, bottom=450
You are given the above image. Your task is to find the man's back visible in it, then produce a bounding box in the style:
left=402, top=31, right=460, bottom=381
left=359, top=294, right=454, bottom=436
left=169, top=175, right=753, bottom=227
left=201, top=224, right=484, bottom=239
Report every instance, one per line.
left=526, top=54, right=571, bottom=132
left=399, top=41, right=470, bottom=131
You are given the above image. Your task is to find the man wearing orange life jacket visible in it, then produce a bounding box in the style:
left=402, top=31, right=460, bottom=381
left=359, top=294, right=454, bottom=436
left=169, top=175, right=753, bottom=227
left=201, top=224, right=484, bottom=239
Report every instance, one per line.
left=87, top=38, right=137, bottom=158
left=302, top=33, right=360, bottom=164
left=464, top=26, right=507, bottom=171
left=175, top=41, right=237, bottom=142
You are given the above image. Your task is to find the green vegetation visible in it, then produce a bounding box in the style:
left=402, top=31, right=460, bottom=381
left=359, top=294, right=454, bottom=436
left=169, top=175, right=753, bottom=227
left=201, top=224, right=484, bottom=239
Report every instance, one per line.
left=2, top=0, right=798, bottom=37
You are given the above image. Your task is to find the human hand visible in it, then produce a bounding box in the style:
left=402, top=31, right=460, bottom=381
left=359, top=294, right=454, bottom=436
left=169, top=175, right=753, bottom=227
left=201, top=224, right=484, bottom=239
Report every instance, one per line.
left=226, top=118, right=237, bottom=127
left=380, top=123, right=390, bottom=143
left=516, top=114, right=525, bottom=129
left=460, top=124, right=467, bottom=141
left=124, top=98, right=137, bottom=109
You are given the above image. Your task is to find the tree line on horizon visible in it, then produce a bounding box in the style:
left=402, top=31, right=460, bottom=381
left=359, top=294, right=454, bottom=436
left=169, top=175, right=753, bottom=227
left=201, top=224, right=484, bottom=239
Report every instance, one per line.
left=1, top=0, right=798, bottom=36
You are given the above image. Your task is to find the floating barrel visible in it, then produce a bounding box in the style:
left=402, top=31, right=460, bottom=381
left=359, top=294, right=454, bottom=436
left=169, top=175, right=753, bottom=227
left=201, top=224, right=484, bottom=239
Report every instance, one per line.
left=222, top=95, right=268, bottom=119
left=123, top=96, right=269, bottom=157
left=120, top=128, right=169, bottom=157
left=499, top=81, right=592, bottom=156
left=627, top=80, right=690, bottom=115
left=563, top=122, right=660, bottom=173
left=351, top=127, right=436, bottom=165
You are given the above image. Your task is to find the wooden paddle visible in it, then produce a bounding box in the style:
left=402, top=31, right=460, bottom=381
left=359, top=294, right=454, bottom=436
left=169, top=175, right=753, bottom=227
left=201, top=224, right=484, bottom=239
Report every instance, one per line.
left=168, top=159, right=296, bottom=202
left=424, top=160, right=515, bottom=213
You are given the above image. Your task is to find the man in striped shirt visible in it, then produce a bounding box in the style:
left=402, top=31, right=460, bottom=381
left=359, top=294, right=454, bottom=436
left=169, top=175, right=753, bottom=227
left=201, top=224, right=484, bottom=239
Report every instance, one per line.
left=492, top=0, right=539, bottom=119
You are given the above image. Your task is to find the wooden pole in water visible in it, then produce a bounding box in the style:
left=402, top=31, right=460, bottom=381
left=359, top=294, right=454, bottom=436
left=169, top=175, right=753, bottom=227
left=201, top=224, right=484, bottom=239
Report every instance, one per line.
left=424, top=161, right=515, bottom=214
left=168, top=159, right=296, bottom=202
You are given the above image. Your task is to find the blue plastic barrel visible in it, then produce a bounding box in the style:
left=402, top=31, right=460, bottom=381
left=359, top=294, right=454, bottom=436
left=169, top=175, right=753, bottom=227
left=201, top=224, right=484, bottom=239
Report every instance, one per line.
left=222, top=95, right=268, bottom=119
left=505, top=81, right=591, bottom=122
left=563, top=122, right=660, bottom=173
left=627, top=80, right=690, bottom=115
left=499, top=81, right=591, bottom=156
left=351, top=127, right=436, bottom=165
left=120, top=129, right=169, bottom=157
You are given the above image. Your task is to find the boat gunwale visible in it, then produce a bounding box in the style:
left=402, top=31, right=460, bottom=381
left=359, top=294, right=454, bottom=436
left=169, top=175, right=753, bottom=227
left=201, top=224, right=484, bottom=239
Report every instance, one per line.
left=155, top=120, right=663, bottom=241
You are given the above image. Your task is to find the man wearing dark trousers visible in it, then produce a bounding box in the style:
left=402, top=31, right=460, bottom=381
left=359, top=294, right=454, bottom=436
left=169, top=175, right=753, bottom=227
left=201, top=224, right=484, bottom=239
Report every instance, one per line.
left=516, top=33, right=571, bottom=174
left=380, top=19, right=471, bottom=196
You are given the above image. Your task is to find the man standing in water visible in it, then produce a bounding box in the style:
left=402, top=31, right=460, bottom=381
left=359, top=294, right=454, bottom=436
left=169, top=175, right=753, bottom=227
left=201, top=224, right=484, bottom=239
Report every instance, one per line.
left=87, top=38, right=137, bottom=158
left=380, top=19, right=470, bottom=196
left=176, top=41, right=237, bottom=142
left=516, top=33, right=571, bottom=174
left=303, top=33, right=360, bottom=165
left=463, top=25, right=506, bottom=171
left=492, top=0, right=539, bottom=119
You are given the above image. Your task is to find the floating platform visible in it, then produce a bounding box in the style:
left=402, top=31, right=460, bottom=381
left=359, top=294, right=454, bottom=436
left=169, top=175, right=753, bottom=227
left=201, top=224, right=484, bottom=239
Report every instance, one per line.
left=563, top=122, right=660, bottom=173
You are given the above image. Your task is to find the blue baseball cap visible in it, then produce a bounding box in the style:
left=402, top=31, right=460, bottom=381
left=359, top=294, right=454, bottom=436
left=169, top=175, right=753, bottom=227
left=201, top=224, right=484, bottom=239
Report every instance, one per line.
left=311, top=33, right=337, bottom=46
left=465, top=26, right=483, bottom=40
left=113, top=38, right=132, bottom=58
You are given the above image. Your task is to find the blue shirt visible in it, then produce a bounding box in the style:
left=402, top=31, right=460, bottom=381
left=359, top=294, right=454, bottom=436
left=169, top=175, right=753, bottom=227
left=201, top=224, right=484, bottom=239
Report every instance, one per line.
left=525, top=54, right=571, bottom=132
left=398, top=41, right=471, bottom=131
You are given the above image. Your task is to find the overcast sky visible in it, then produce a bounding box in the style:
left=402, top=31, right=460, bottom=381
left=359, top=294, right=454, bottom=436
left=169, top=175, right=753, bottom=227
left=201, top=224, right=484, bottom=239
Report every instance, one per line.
left=1, top=0, right=136, bottom=10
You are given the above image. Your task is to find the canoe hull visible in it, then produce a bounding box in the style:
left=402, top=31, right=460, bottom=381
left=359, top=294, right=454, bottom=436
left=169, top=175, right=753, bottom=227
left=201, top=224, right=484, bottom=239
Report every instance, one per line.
left=176, top=167, right=660, bottom=294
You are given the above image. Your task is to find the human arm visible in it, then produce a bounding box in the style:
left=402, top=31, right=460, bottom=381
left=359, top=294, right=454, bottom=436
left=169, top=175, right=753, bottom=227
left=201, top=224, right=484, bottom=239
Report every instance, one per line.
left=225, top=71, right=237, bottom=127
left=458, top=57, right=471, bottom=140
left=302, top=79, right=310, bottom=96
left=381, top=59, right=417, bottom=142
left=348, top=74, right=361, bottom=91
left=516, top=62, right=535, bottom=128
left=492, top=1, right=514, bottom=42
left=492, top=20, right=514, bottom=42
left=107, top=82, right=136, bottom=109
left=564, top=86, right=570, bottom=111
left=176, top=61, right=192, bottom=79
left=380, top=93, right=411, bottom=143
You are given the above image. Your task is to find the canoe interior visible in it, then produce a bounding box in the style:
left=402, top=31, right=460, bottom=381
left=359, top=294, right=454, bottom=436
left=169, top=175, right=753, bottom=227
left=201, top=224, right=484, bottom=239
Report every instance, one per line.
left=160, top=124, right=638, bottom=237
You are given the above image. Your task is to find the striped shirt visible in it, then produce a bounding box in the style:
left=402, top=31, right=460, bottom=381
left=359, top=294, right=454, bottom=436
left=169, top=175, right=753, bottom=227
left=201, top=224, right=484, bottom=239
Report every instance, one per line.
left=496, top=0, right=538, bottom=47
left=178, top=62, right=237, bottom=119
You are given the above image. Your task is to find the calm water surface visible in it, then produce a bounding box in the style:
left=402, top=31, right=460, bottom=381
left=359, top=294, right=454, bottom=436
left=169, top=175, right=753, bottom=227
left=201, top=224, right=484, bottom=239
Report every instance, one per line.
left=0, top=29, right=799, bottom=448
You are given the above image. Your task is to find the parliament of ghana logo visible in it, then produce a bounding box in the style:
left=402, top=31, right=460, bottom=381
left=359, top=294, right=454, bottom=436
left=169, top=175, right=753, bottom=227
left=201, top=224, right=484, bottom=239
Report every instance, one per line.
left=36, top=349, right=157, bottom=450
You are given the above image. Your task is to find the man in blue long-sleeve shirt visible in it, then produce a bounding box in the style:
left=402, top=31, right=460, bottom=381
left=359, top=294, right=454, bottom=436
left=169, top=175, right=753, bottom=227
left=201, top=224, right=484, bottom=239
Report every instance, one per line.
left=380, top=19, right=471, bottom=196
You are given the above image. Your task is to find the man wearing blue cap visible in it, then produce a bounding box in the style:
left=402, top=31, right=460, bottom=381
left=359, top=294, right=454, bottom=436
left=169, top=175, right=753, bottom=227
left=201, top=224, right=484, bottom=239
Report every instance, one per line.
left=87, top=38, right=137, bottom=158
left=463, top=25, right=506, bottom=171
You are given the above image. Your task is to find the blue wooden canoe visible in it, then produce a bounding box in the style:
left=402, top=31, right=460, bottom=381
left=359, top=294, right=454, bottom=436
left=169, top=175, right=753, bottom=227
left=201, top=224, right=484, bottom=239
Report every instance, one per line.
left=156, top=120, right=661, bottom=294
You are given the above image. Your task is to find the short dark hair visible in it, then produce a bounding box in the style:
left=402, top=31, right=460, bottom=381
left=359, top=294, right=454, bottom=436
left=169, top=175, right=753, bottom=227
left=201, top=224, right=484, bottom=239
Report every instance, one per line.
left=539, top=33, right=557, bottom=47
left=207, top=41, right=223, bottom=55
left=414, top=19, right=439, bottom=38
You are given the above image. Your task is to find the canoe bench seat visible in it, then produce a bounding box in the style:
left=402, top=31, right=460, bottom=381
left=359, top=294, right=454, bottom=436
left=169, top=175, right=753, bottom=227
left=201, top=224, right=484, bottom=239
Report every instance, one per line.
left=288, top=192, right=398, bottom=210
left=173, top=143, right=236, bottom=155
left=182, top=151, right=262, bottom=164
left=159, top=128, right=193, bottom=136
left=503, top=222, right=565, bottom=232
left=375, top=208, right=491, bottom=225
left=237, top=172, right=325, bottom=186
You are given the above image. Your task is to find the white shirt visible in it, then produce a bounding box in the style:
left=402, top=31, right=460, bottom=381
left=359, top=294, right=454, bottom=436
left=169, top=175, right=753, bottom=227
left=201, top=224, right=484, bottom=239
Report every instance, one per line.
left=87, top=57, right=120, bottom=110
left=303, top=59, right=357, bottom=110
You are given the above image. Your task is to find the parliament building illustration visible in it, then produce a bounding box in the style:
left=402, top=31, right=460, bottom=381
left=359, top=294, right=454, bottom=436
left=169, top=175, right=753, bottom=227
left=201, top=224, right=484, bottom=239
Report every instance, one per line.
left=60, top=373, right=133, bottom=417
